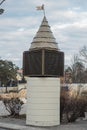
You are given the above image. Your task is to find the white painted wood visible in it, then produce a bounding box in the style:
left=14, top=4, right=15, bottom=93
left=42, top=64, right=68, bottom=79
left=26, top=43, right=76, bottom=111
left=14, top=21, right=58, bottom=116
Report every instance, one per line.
left=26, top=77, right=60, bottom=126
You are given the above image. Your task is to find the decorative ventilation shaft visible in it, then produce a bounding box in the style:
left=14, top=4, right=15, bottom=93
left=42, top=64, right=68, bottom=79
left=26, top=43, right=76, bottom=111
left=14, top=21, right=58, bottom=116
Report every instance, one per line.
left=23, top=16, right=64, bottom=77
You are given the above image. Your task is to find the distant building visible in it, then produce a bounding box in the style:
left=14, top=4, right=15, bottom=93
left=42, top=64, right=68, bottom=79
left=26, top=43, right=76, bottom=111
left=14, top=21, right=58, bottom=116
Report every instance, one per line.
left=16, top=69, right=23, bottom=81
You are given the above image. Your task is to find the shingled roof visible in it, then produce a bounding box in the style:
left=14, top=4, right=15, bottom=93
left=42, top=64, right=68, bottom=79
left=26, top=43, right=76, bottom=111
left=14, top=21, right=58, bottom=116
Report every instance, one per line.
left=30, top=16, right=59, bottom=50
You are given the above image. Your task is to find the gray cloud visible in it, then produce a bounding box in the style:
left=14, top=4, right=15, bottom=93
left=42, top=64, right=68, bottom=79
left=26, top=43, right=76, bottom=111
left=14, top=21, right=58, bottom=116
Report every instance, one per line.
left=0, top=0, right=87, bottom=67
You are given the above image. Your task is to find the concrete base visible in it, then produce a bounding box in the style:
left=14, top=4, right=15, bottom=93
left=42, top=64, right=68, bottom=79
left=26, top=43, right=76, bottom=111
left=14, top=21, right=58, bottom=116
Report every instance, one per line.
left=26, top=77, right=60, bottom=126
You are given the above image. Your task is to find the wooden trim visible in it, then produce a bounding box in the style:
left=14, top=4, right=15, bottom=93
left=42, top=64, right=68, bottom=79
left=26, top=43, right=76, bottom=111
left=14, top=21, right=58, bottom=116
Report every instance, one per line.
left=42, top=49, right=45, bottom=75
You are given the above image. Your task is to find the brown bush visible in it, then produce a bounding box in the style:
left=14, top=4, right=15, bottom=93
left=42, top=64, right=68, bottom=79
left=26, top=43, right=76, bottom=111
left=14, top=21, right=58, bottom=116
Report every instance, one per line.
left=60, top=88, right=87, bottom=123
left=60, top=88, right=69, bottom=122
left=3, top=98, right=24, bottom=116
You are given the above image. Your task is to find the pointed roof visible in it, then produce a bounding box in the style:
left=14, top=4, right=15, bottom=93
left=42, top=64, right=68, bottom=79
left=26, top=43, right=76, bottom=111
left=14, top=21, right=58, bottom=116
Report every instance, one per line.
left=29, top=16, right=58, bottom=50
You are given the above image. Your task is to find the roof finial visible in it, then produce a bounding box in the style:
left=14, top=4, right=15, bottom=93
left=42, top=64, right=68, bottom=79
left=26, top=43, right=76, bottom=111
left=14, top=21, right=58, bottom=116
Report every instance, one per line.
left=42, top=4, right=45, bottom=16
left=36, top=4, right=45, bottom=16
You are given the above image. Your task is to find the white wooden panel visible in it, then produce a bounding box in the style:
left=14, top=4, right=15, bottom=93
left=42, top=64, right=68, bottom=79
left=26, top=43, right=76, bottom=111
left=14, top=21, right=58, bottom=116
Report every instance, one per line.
left=26, top=78, right=60, bottom=126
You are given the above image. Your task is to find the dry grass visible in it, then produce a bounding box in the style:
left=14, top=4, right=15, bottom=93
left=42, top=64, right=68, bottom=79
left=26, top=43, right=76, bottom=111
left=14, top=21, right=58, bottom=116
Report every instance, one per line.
left=0, top=89, right=26, bottom=100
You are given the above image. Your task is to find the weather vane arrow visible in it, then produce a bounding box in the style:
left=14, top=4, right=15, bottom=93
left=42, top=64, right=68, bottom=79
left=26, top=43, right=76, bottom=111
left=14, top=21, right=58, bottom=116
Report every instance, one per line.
left=36, top=4, right=45, bottom=16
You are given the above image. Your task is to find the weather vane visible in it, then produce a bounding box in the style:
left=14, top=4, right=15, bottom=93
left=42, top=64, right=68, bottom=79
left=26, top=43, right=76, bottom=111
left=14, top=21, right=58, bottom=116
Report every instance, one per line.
left=36, top=4, right=45, bottom=16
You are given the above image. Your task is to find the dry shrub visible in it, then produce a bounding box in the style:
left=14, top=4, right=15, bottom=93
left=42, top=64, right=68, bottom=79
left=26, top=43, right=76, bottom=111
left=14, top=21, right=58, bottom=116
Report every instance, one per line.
left=18, top=89, right=26, bottom=98
left=1, top=89, right=26, bottom=117
left=60, top=88, right=69, bottom=122
left=64, top=97, right=86, bottom=122
left=0, top=88, right=26, bottom=100
left=3, top=98, right=24, bottom=116
left=60, top=88, right=87, bottom=123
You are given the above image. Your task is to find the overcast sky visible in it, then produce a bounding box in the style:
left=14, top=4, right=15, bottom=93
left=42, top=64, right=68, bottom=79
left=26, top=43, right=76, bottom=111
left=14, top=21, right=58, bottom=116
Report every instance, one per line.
left=0, top=0, right=87, bottom=68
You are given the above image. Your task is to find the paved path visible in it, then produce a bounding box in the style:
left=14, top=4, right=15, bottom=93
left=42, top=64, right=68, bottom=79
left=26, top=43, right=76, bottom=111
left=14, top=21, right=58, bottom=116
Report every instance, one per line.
left=0, top=118, right=87, bottom=130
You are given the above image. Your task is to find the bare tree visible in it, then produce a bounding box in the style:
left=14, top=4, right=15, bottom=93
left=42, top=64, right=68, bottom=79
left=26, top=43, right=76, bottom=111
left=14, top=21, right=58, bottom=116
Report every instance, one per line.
left=0, top=0, right=5, bottom=5
left=80, top=46, right=87, bottom=64
left=65, top=55, right=86, bottom=83
left=0, top=0, right=5, bottom=15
